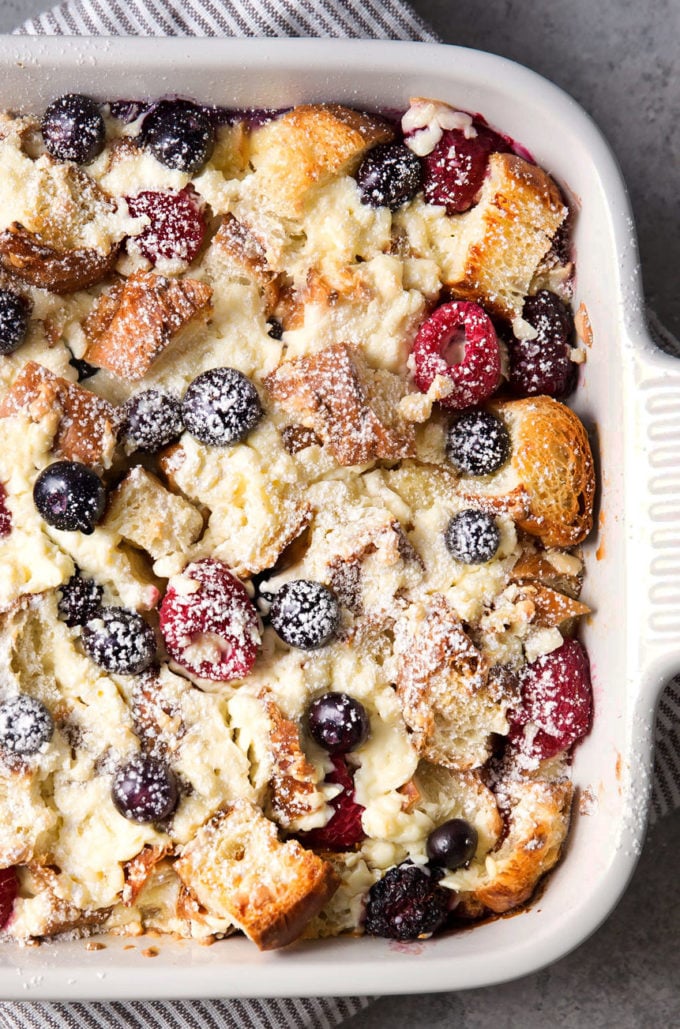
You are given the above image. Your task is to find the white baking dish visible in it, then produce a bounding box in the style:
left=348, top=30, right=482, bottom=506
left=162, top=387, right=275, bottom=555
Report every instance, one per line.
left=0, top=35, right=677, bottom=1000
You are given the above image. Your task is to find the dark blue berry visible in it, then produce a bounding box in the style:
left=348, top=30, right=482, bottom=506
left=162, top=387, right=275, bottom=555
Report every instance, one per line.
left=33, top=461, right=106, bottom=535
left=58, top=571, right=104, bottom=627
left=82, top=608, right=156, bottom=675
left=426, top=818, right=478, bottom=870
left=112, top=754, right=178, bottom=823
left=0, top=695, right=53, bottom=755
left=267, top=318, right=284, bottom=340
left=444, top=509, right=500, bottom=564
left=0, top=290, right=31, bottom=356
left=509, top=290, right=575, bottom=398
left=68, top=354, right=98, bottom=381
left=122, top=390, right=184, bottom=452
left=270, top=580, right=339, bottom=650
left=307, top=692, right=370, bottom=754
left=446, top=410, right=510, bottom=476
left=140, top=99, right=215, bottom=174
left=41, top=93, right=106, bottom=164
left=364, top=862, right=450, bottom=941
left=356, top=143, right=422, bottom=211
left=182, top=367, right=262, bottom=447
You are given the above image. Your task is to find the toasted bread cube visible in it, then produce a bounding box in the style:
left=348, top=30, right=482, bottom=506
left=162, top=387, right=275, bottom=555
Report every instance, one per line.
left=84, top=271, right=213, bottom=381
left=207, top=214, right=281, bottom=315
left=265, top=342, right=416, bottom=466
left=472, top=778, right=573, bottom=914
left=248, top=104, right=394, bottom=218
left=103, top=466, right=203, bottom=560
left=259, top=691, right=327, bottom=831
left=174, top=801, right=339, bottom=950
left=394, top=595, right=508, bottom=769
left=0, top=361, right=119, bottom=467
left=441, top=153, right=566, bottom=320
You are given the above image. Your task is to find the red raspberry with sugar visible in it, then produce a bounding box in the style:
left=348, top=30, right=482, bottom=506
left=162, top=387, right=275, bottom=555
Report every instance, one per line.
left=422, top=124, right=511, bottom=214
left=0, top=867, right=18, bottom=930
left=300, top=756, right=365, bottom=851
left=510, top=639, right=593, bottom=762
left=0, top=484, right=11, bottom=538
left=159, top=558, right=260, bottom=682
left=411, top=300, right=501, bottom=409
left=126, top=186, right=206, bottom=265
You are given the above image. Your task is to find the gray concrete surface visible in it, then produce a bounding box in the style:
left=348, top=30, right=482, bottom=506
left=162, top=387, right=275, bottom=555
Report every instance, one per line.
left=0, top=1, right=677, bottom=1025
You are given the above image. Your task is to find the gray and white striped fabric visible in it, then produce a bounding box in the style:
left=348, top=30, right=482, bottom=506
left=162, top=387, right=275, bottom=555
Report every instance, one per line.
left=3, top=0, right=680, bottom=1024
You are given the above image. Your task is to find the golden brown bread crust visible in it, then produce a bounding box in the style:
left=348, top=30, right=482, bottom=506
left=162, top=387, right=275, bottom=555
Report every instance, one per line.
left=248, top=104, right=394, bottom=218
left=210, top=213, right=281, bottom=315
left=497, top=396, right=595, bottom=547
left=84, top=270, right=213, bottom=381
left=122, top=845, right=172, bottom=907
left=265, top=342, right=416, bottom=466
left=471, top=778, right=573, bottom=914
left=443, top=153, right=566, bottom=320
left=0, top=221, right=120, bottom=293
left=259, top=691, right=322, bottom=829
left=0, top=360, right=119, bottom=466
left=174, top=801, right=339, bottom=950
left=103, top=466, right=204, bottom=561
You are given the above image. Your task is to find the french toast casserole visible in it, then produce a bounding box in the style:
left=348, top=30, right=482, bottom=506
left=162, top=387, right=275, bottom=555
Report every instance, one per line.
left=0, top=93, right=595, bottom=949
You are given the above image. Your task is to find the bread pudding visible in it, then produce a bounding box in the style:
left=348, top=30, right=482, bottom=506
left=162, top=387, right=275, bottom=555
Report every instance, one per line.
left=0, top=92, right=594, bottom=948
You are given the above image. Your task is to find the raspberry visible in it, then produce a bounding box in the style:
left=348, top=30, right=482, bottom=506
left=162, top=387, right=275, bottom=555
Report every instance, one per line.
left=510, top=639, right=593, bottom=762
left=364, top=861, right=450, bottom=941
left=0, top=867, right=18, bottom=930
left=300, top=756, right=365, bottom=851
left=411, top=301, right=501, bottom=409
left=159, top=558, right=260, bottom=682
left=422, top=124, right=510, bottom=214
left=0, top=484, right=11, bottom=538
left=126, top=187, right=206, bottom=265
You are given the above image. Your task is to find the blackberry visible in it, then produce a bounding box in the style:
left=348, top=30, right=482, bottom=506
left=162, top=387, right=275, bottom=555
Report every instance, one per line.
left=182, top=367, right=262, bottom=447
left=509, top=290, right=575, bottom=398
left=41, top=93, right=106, bottom=164
left=270, top=580, right=339, bottom=650
left=426, top=818, right=478, bottom=870
left=112, top=754, right=178, bottom=823
left=140, top=99, right=215, bottom=174
left=82, top=608, right=157, bottom=675
left=444, top=509, right=500, bottom=564
left=122, top=390, right=184, bottom=452
left=33, top=461, right=106, bottom=535
left=445, top=410, right=510, bottom=476
left=0, top=290, right=31, bottom=356
left=355, top=143, right=422, bottom=211
left=307, top=693, right=370, bottom=754
left=58, top=571, right=104, bottom=627
left=364, top=862, right=450, bottom=941
left=0, top=695, right=53, bottom=755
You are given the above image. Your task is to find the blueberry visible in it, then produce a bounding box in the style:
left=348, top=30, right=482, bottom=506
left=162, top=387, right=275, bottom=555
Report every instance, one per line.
left=509, top=290, right=575, bottom=398
left=364, top=862, right=450, bottom=941
left=426, top=818, right=478, bottom=870
left=122, top=390, right=184, bottom=452
left=444, top=509, right=500, bottom=564
left=0, top=290, right=31, bottom=356
left=182, top=367, right=262, bottom=447
left=58, top=571, right=104, bottom=627
left=41, top=93, right=106, bottom=164
left=0, top=695, right=53, bottom=755
left=112, top=754, right=178, bottom=823
left=140, top=99, right=215, bottom=174
left=33, top=461, right=106, bottom=535
left=269, top=580, right=339, bottom=650
left=445, top=410, right=510, bottom=476
left=267, top=318, right=284, bottom=340
left=82, top=608, right=157, bottom=675
left=307, top=692, right=370, bottom=754
left=356, top=143, right=422, bottom=211
left=68, top=354, right=98, bottom=382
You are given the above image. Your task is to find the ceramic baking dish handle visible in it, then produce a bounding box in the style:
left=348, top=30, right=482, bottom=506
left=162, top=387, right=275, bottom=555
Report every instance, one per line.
left=632, top=338, right=680, bottom=692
